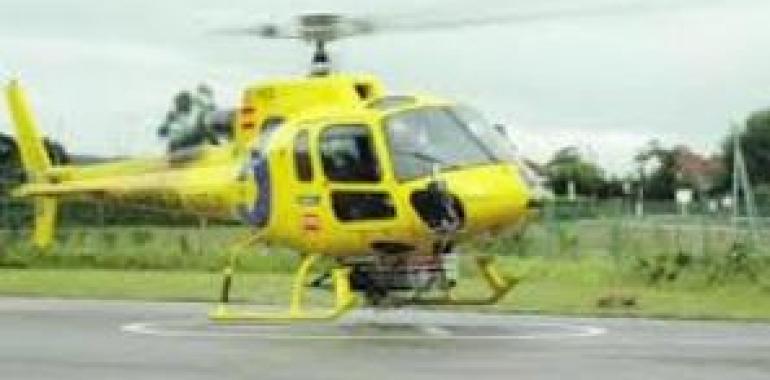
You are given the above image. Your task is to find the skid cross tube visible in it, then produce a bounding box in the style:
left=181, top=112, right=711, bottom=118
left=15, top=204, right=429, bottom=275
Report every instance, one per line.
left=210, top=253, right=358, bottom=324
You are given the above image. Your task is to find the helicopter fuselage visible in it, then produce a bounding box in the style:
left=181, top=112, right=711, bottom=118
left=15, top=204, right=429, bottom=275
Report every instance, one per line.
left=10, top=74, right=534, bottom=257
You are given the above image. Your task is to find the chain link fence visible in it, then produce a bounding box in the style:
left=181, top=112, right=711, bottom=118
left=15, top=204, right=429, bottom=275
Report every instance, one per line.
left=0, top=192, right=300, bottom=272
left=503, top=199, right=770, bottom=258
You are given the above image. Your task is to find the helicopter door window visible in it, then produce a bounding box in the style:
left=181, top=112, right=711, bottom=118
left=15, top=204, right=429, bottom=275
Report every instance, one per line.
left=319, top=125, right=380, bottom=183
left=293, top=130, right=313, bottom=182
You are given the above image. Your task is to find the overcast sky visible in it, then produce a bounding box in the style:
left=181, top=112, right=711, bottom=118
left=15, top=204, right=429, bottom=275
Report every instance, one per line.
left=1, top=0, right=769, bottom=174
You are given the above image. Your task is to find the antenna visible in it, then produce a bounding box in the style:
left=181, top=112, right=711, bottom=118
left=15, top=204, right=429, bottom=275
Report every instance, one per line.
left=310, top=40, right=331, bottom=76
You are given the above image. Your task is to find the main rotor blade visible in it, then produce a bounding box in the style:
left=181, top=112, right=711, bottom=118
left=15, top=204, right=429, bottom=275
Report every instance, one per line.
left=211, top=14, right=371, bottom=41
left=363, top=0, right=719, bottom=33
left=212, top=0, right=723, bottom=41
left=210, top=25, right=300, bottom=39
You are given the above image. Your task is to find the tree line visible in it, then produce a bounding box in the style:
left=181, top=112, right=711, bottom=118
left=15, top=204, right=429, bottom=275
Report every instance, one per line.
left=539, top=108, right=770, bottom=201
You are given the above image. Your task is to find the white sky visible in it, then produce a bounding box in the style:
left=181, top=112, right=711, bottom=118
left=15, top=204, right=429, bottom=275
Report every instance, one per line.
left=1, top=0, right=769, bottom=174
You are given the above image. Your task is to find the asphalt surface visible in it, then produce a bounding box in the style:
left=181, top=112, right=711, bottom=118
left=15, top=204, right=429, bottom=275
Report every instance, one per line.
left=0, top=298, right=768, bottom=380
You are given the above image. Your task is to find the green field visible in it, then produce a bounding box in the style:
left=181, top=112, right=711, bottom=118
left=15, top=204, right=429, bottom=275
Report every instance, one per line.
left=1, top=221, right=769, bottom=321
left=0, top=258, right=768, bottom=321
left=0, top=257, right=768, bottom=321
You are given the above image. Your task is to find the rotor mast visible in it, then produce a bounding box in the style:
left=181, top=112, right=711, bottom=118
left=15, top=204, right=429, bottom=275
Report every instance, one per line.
left=248, top=13, right=372, bottom=77
left=310, top=39, right=331, bottom=76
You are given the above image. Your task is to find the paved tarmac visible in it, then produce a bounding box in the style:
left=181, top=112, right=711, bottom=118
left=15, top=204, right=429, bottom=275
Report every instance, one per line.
left=0, top=297, right=768, bottom=379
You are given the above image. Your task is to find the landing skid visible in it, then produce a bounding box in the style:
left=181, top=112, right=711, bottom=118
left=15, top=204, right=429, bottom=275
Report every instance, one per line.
left=209, top=248, right=517, bottom=324
left=210, top=254, right=358, bottom=323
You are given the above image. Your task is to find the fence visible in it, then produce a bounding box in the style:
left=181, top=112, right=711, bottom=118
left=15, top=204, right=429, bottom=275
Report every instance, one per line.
left=477, top=198, right=770, bottom=264
left=1, top=195, right=768, bottom=274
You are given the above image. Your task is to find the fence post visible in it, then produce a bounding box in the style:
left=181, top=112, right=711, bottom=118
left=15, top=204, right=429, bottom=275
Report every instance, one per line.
left=198, top=216, right=208, bottom=256
left=546, top=200, right=557, bottom=257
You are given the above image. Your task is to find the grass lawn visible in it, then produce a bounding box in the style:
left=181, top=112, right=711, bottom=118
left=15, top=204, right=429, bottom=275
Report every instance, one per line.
left=1, top=257, right=768, bottom=321
left=2, top=223, right=769, bottom=321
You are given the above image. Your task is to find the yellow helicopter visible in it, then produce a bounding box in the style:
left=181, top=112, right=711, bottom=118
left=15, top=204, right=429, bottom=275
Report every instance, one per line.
left=5, top=13, right=541, bottom=323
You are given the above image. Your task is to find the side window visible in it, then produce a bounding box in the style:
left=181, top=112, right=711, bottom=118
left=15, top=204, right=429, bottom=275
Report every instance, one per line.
left=320, top=125, right=380, bottom=182
left=331, top=191, right=396, bottom=221
left=294, top=130, right=312, bottom=182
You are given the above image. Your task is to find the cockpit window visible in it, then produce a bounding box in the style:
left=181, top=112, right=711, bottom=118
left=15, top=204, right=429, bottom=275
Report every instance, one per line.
left=385, top=106, right=500, bottom=181
left=320, top=124, right=381, bottom=182
left=452, top=106, right=517, bottom=162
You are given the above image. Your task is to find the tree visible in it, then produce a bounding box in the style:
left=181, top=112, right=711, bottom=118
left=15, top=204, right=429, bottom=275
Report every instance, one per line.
left=545, top=146, right=605, bottom=197
left=0, top=133, right=20, bottom=168
left=43, top=138, right=69, bottom=165
left=0, top=133, right=69, bottom=194
left=635, top=140, right=723, bottom=199
left=0, top=133, right=23, bottom=194
left=720, top=109, right=770, bottom=188
left=634, top=140, right=676, bottom=199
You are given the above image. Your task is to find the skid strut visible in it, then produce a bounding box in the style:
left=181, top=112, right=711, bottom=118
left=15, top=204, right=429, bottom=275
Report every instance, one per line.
left=209, top=253, right=358, bottom=323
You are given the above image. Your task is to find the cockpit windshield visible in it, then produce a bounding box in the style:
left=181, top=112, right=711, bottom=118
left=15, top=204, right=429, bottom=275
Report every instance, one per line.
left=452, top=106, right=517, bottom=163
left=384, top=106, right=516, bottom=181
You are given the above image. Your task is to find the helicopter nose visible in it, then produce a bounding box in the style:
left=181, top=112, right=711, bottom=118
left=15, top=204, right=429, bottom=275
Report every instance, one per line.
left=443, top=165, right=531, bottom=232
